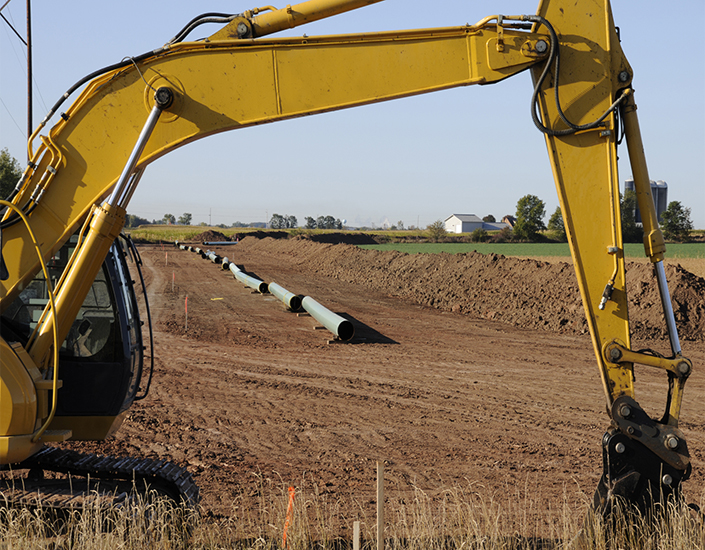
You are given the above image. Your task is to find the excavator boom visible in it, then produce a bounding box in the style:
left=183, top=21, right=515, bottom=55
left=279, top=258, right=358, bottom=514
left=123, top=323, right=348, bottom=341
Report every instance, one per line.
left=0, top=0, right=693, bottom=519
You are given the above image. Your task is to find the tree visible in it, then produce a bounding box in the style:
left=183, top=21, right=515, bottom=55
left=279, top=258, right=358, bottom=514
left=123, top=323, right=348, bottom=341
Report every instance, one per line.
left=0, top=148, right=22, bottom=200
left=426, top=219, right=446, bottom=242
left=162, top=213, right=176, bottom=225
left=513, top=194, right=546, bottom=241
left=178, top=212, right=192, bottom=225
left=269, top=213, right=286, bottom=229
left=470, top=228, right=488, bottom=243
left=126, top=214, right=151, bottom=228
left=270, top=213, right=297, bottom=229
left=491, top=226, right=513, bottom=243
left=620, top=190, right=643, bottom=243
left=660, top=201, right=693, bottom=242
left=397, top=220, right=405, bottom=230
left=305, top=216, right=316, bottom=229
left=313, top=215, right=341, bottom=229
left=547, top=206, right=567, bottom=242
left=482, top=214, right=496, bottom=223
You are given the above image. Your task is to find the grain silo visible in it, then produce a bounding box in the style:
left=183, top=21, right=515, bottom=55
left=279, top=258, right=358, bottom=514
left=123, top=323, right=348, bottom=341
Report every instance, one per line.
left=624, top=179, right=668, bottom=223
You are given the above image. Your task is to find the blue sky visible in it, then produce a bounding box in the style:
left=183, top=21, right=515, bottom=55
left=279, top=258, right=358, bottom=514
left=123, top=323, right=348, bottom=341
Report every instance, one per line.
left=2, top=0, right=703, bottom=230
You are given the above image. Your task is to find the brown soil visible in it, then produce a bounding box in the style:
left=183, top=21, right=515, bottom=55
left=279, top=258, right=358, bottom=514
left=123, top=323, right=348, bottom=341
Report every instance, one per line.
left=193, top=230, right=230, bottom=242
left=64, top=237, right=705, bottom=523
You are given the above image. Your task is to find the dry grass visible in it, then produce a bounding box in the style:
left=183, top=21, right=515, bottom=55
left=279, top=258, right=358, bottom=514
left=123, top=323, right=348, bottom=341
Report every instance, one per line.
left=1, top=478, right=703, bottom=549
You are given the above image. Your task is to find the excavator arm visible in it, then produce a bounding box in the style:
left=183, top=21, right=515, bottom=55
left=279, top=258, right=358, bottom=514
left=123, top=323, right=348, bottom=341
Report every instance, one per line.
left=0, top=0, right=693, bottom=516
left=531, top=0, right=692, bottom=512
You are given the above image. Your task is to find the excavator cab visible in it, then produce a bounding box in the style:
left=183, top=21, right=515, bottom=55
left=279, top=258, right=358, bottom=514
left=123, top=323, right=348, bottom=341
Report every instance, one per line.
left=0, top=235, right=148, bottom=438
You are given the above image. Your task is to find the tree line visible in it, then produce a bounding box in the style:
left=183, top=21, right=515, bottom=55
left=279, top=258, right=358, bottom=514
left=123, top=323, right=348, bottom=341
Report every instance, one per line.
left=428, top=191, right=695, bottom=243
left=267, top=214, right=347, bottom=230
left=0, top=149, right=695, bottom=241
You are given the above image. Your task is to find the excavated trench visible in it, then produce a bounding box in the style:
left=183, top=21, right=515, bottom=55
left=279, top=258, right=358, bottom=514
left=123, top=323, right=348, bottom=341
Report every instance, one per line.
left=52, top=233, right=704, bottom=524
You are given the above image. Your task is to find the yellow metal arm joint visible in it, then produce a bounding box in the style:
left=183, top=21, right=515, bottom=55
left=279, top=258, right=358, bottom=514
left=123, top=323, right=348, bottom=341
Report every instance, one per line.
left=604, top=340, right=691, bottom=380
left=604, top=339, right=690, bottom=428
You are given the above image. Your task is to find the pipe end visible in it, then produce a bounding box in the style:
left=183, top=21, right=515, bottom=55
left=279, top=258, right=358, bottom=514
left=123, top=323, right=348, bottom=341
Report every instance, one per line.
left=289, top=295, right=302, bottom=312
left=338, top=320, right=354, bottom=341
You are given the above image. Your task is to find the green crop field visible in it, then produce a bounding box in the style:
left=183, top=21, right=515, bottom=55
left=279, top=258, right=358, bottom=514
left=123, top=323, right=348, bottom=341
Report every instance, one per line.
left=358, top=242, right=705, bottom=259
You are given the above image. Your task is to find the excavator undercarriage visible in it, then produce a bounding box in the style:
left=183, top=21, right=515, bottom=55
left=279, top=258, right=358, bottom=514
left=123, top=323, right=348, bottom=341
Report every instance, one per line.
left=1, top=446, right=199, bottom=511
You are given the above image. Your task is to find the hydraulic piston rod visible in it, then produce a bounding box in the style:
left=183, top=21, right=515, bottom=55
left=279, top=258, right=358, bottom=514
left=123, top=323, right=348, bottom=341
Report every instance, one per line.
left=622, top=93, right=682, bottom=356
left=107, top=88, right=173, bottom=207
left=302, top=296, right=354, bottom=341
left=269, top=282, right=302, bottom=311
left=209, top=0, right=384, bottom=41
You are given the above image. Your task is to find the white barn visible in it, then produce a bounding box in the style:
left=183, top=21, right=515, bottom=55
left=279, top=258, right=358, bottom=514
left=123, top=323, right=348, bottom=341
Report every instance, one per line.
left=445, top=214, right=483, bottom=233
left=444, top=214, right=509, bottom=234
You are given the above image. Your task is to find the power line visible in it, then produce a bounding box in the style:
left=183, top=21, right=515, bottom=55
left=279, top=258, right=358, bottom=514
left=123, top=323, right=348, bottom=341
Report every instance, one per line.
left=0, top=11, right=24, bottom=45
left=0, top=95, right=26, bottom=139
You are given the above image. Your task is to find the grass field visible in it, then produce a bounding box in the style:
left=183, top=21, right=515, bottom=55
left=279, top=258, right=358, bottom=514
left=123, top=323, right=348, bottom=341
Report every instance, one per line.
left=358, top=242, right=705, bottom=259
left=357, top=242, right=705, bottom=279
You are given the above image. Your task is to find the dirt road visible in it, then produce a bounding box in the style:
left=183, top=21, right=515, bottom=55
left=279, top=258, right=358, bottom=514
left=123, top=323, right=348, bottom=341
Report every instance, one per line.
left=66, top=236, right=705, bottom=520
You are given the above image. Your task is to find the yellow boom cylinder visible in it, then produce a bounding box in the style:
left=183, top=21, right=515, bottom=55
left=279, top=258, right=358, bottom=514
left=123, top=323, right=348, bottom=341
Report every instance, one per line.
left=251, top=0, right=385, bottom=37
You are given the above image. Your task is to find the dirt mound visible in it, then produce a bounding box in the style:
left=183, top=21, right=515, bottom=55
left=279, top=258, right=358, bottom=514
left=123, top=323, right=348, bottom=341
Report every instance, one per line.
left=628, top=263, right=705, bottom=341
left=233, top=237, right=705, bottom=341
left=243, top=230, right=289, bottom=240
left=298, top=232, right=378, bottom=245
left=194, top=230, right=229, bottom=243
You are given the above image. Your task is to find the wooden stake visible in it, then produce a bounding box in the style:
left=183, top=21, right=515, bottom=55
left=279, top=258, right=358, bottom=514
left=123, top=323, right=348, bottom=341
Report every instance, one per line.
left=353, top=521, right=360, bottom=550
left=185, top=295, right=188, bottom=331
left=377, top=461, right=384, bottom=550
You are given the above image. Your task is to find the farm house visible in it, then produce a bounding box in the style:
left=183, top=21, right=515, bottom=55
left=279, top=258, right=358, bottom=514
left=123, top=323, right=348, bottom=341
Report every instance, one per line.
left=444, top=214, right=509, bottom=234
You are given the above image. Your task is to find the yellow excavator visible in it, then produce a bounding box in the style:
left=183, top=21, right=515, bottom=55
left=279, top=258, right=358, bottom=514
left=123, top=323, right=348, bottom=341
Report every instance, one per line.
left=0, top=0, right=694, bottom=517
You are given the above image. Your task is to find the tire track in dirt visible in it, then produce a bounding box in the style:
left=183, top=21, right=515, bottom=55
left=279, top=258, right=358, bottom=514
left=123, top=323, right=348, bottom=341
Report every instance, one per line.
left=62, top=239, right=705, bottom=524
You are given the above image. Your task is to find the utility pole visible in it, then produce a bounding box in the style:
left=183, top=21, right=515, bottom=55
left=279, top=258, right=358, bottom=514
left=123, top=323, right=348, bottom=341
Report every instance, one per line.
left=26, top=0, right=32, bottom=161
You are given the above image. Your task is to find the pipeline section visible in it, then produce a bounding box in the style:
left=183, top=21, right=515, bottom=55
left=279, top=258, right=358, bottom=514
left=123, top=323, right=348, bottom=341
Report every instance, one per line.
left=302, top=296, right=354, bottom=341
left=229, top=262, right=268, bottom=294
left=177, top=243, right=352, bottom=341
left=268, top=282, right=302, bottom=311
left=207, top=251, right=222, bottom=264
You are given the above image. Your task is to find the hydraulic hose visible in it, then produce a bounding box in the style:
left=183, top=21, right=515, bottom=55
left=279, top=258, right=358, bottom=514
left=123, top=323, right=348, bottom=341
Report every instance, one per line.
left=0, top=200, right=59, bottom=443
left=167, top=12, right=239, bottom=45
left=122, top=234, right=155, bottom=401
left=29, top=50, right=159, bottom=159
left=525, top=15, right=629, bottom=137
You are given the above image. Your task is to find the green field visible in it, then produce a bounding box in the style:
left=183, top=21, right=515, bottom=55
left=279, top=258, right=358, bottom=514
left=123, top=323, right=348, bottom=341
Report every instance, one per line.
left=358, top=242, right=705, bottom=259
